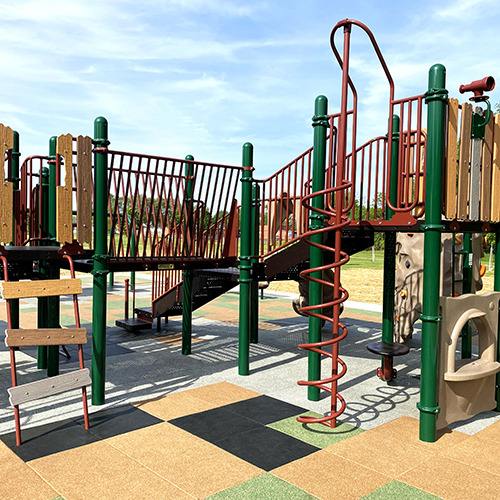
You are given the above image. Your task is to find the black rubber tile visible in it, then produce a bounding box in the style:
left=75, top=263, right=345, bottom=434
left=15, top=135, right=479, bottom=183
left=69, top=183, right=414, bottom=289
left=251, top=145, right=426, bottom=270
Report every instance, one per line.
left=216, top=426, right=320, bottom=471
left=73, top=405, right=164, bottom=440
left=0, top=418, right=100, bottom=462
left=223, top=395, right=308, bottom=425
left=169, top=406, right=261, bottom=443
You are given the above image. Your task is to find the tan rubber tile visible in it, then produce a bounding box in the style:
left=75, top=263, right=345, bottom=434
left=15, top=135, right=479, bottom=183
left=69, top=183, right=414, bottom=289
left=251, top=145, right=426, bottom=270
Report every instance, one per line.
left=133, top=390, right=220, bottom=420
left=400, top=454, right=500, bottom=500
left=272, top=449, right=390, bottom=500
left=154, top=332, right=203, bottom=346
left=182, top=381, right=261, bottom=406
left=364, top=416, right=469, bottom=452
left=474, top=418, right=500, bottom=444
left=29, top=440, right=192, bottom=500
left=440, top=434, right=500, bottom=476
left=107, top=422, right=262, bottom=498
left=0, top=442, right=59, bottom=500
left=323, top=428, right=435, bottom=476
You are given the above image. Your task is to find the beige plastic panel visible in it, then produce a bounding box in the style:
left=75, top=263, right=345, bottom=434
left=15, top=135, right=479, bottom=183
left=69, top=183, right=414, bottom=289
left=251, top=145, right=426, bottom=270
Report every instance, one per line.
left=437, top=292, right=500, bottom=429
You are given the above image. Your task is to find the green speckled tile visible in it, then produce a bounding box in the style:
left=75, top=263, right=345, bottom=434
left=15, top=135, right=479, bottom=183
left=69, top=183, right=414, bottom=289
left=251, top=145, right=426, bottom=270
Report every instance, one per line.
left=268, top=411, right=364, bottom=448
left=360, top=480, right=442, bottom=500
left=205, top=473, right=319, bottom=499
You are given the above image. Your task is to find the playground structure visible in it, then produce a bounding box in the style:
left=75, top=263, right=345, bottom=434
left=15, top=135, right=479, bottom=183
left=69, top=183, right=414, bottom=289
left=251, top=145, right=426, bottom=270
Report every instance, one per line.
left=1, top=18, right=500, bottom=444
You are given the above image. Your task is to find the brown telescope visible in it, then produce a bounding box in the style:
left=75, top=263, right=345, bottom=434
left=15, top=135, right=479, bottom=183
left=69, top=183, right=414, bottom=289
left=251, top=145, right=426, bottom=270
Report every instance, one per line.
left=459, top=76, right=495, bottom=98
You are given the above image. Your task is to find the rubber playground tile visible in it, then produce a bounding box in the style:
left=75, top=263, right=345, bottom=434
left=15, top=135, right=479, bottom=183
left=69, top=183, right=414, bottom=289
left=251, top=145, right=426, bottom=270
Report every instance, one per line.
left=106, top=422, right=263, bottom=498
left=364, top=416, right=469, bottom=453
left=399, top=454, right=500, bottom=500
left=181, top=381, right=261, bottom=406
left=439, top=434, right=500, bottom=476
left=475, top=417, right=500, bottom=444
left=215, top=425, right=320, bottom=471
left=154, top=332, right=203, bottom=345
left=360, top=480, right=442, bottom=500
left=133, top=390, right=220, bottom=420
left=73, top=405, right=164, bottom=441
left=0, top=417, right=100, bottom=462
left=28, top=440, right=193, bottom=500
left=272, top=449, right=390, bottom=500
left=323, top=427, right=436, bottom=477
left=206, top=473, right=320, bottom=499
left=268, top=411, right=365, bottom=449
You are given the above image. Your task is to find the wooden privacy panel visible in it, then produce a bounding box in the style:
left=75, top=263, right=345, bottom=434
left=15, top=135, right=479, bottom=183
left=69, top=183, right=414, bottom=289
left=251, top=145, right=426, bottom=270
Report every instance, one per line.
left=444, top=101, right=496, bottom=222
left=56, top=133, right=74, bottom=244
left=0, top=124, right=14, bottom=244
left=0, top=278, right=82, bottom=299
left=5, top=328, right=87, bottom=347
left=77, top=135, right=92, bottom=245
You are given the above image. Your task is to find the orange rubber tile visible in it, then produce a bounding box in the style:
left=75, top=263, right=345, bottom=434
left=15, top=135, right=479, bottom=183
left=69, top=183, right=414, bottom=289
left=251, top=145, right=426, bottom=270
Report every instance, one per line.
left=440, top=434, right=500, bottom=476
left=28, top=440, right=192, bottom=500
left=181, top=381, right=261, bottom=407
left=154, top=332, right=203, bottom=346
left=399, top=454, right=500, bottom=500
left=133, top=390, right=220, bottom=420
left=0, top=442, right=59, bottom=500
left=107, top=422, right=262, bottom=498
left=474, top=418, right=500, bottom=444
left=323, top=428, right=436, bottom=477
left=272, top=449, right=390, bottom=500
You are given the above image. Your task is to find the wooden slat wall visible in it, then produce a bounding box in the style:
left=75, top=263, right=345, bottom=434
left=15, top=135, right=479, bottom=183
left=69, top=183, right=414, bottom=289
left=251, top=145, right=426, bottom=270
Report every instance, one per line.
left=0, top=278, right=82, bottom=300
left=8, top=368, right=91, bottom=407
left=445, top=99, right=459, bottom=219
left=0, top=124, right=14, bottom=244
left=492, top=114, right=500, bottom=222
left=457, top=102, right=472, bottom=220
left=5, top=328, right=87, bottom=347
left=56, top=134, right=74, bottom=244
left=77, top=136, right=92, bottom=245
left=481, top=113, right=494, bottom=221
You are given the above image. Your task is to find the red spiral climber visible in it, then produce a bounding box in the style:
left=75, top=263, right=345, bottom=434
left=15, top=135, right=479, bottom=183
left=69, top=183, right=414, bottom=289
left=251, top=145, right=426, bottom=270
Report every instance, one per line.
left=297, top=178, right=352, bottom=428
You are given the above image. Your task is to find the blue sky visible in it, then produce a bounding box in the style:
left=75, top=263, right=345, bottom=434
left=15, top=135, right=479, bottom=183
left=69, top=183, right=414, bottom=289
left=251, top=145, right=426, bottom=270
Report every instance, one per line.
left=2, top=0, right=500, bottom=178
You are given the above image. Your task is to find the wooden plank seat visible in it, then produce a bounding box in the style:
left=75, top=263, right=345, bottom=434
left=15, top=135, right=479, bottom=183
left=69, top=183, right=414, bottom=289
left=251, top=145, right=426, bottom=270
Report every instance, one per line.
left=366, top=341, right=410, bottom=382
left=0, top=255, right=90, bottom=446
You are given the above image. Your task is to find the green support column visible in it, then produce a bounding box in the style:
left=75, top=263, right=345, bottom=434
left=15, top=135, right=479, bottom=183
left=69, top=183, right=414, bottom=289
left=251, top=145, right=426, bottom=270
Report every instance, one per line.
left=92, top=117, right=110, bottom=406
left=381, top=116, right=399, bottom=371
left=418, top=64, right=447, bottom=442
left=461, top=234, right=472, bottom=359
left=250, top=183, right=260, bottom=344
left=182, top=155, right=194, bottom=356
left=37, top=166, right=50, bottom=369
left=308, top=95, right=328, bottom=401
left=47, top=136, right=60, bottom=377
left=238, top=143, right=254, bottom=375
left=494, top=230, right=500, bottom=409
left=10, top=131, right=20, bottom=332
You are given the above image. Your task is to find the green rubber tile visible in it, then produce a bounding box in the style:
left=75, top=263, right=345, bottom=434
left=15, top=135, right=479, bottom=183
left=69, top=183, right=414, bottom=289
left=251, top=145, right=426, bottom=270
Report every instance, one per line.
left=205, top=473, right=319, bottom=499
left=268, top=411, right=364, bottom=449
left=360, top=480, right=442, bottom=500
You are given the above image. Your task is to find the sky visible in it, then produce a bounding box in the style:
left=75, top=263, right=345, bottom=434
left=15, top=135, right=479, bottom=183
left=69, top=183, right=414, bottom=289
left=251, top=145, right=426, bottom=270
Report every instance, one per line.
left=1, top=0, right=500, bottom=179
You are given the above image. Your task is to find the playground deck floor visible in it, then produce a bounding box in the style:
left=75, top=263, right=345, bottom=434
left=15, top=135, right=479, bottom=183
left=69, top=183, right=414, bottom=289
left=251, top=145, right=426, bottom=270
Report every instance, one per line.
left=1, top=274, right=500, bottom=499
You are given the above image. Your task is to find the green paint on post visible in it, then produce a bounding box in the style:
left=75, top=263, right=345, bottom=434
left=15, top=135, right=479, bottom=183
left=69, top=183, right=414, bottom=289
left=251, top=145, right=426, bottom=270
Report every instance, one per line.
left=10, top=131, right=20, bottom=331
left=250, top=182, right=260, bottom=344
left=461, top=234, right=472, bottom=359
left=381, top=116, right=399, bottom=369
left=418, top=64, right=447, bottom=442
left=238, top=143, right=253, bottom=375
left=47, top=136, right=60, bottom=377
left=182, top=155, right=194, bottom=356
left=91, top=117, right=110, bottom=406
left=308, top=95, right=328, bottom=401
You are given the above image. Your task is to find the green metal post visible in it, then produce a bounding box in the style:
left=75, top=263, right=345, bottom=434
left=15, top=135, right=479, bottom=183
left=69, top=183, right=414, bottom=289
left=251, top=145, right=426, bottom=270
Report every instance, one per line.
left=250, top=183, right=260, bottom=344
left=238, top=143, right=254, bottom=375
left=418, top=64, right=447, bottom=442
left=308, top=95, right=328, bottom=401
left=92, top=117, right=110, bottom=405
left=494, top=230, right=500, bottom=409
left=10, top=131, right=20, bottom=332
left=37, top=166, right=50, bottom=369
left=381, top=116, right=399, bottom=373
left=182, top=155, right=194, bottom=355
left=461, top=234, right=472, bottom=359
left=47, top=136, right=60, bottom=377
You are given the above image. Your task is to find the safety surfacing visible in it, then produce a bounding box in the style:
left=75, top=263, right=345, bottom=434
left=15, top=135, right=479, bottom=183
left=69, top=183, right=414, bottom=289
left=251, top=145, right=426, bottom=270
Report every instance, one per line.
left=1, top=277, right=500, bottom=499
